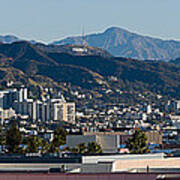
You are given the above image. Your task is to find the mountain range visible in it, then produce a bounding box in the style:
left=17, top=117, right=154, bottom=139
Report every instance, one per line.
left=1, top=27, right=180, bottom=60
left=52, top=27, right=180, bottom=60
left=0, top=41, right=180, bottom=103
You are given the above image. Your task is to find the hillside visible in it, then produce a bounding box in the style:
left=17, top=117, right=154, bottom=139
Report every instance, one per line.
left=52, top=27, right=180, bottom=60
left=36, top=43, right=112, bottom=58
left=170, top=57, right=180, bottom=66
left=0, top=41, right=180, bottom=103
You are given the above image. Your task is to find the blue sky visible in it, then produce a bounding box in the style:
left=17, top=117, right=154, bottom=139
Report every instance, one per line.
left=0, top=0, right=179, bottom=43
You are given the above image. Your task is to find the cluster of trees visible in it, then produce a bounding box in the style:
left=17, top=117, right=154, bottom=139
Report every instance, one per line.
left=0, top=121, right=68, bottom=154
left=126, top=130, right=150, bottom=154
left=0, top=121, right=103, bottom=154
left=0, top=121, right=150, bottom=155
left=69, top=142, right=103, bottom=154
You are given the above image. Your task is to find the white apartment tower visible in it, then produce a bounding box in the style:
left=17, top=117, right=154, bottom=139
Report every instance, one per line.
left=0, top=87, right=76, bottom=123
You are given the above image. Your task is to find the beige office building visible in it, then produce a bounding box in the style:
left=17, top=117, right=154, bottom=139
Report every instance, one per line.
left=54, top=102, right=75, bottom=123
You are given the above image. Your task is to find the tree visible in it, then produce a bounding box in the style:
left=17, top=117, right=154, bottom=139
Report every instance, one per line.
left=87, top=142, right=103, bottom=154
left=41, top=139, right=50, bottom=154
left=79, top=143, right=86, bottom=154
left=70, top=146, right=79, bottom=154
left=6, top=121, right=22, bottom=153
left=126, top=130, right=150, bottom=154
left=0, top=126, right=6, bottom=152
left=25, top=135, right=43, bottom=153
left=70, top=143, right=87, bottom=154
left=49, top=127, right=67, bottom=153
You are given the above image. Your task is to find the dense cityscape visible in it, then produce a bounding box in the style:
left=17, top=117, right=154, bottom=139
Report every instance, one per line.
left=1, top=0, right=180, bottom=179
left=0, top=83, right=180, bottom=154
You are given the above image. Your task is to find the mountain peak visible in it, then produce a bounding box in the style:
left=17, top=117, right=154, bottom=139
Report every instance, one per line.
left=0, top=35, right=20, bottom=44
left=52, top=27, right=180, bottom=60
left=104, top=26, right=128, bottom=33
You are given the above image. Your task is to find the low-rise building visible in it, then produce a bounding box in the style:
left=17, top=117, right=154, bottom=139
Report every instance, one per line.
left=67, top=131, right=163, bottom=153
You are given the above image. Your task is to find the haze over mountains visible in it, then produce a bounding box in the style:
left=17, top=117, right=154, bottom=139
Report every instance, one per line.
left=1, top=27, right=180, bottom=60
left=53, top=27, right=180, bottom=60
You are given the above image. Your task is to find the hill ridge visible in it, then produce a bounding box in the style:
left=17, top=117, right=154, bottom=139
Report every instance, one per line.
left=1, top=41, right=180, bottom=101
left=52, top=26, right=180, bottom=60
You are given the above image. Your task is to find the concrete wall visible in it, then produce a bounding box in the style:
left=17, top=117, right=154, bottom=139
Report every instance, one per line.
left=66, top=135, right=96, bottom=148
left=113, top=158, right=180, bottom=172
left=82, top=153, right=164, bottom=164
left=96, top=135, right=118, bottom=153
left=67, top=134, right=119, bottom=153
left=146, top=131, right=163, bottom=145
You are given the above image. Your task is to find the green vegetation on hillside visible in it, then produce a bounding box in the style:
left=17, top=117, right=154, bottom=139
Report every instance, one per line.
left=0, top=41, right=180, bottom=104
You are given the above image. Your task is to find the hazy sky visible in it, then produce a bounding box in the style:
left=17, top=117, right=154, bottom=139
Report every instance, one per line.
left=0, top=0, right=179, bottom=43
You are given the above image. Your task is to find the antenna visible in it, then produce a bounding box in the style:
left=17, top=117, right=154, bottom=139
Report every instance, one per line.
left=82, top=26, right=87, bottom=47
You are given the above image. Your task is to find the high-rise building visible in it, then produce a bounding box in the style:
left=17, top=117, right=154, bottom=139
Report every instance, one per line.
left=41, top=102, right=51, bottom=122
left=0, top=89, right=18, bottom=109
left=18, top=87, right=28, bottom=102
left=0, top=107, right=16, bottom=125
left=53, top=102, right=75, bottom=123
left=146, top=105, right=152, bottom=114
left=166, top=100, right=180, bottom=113
left=66, top=103, right=76, bottom=123
left=1, top=88, right=75, bottom=123
left=0, top=107, right=4, bottom=125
